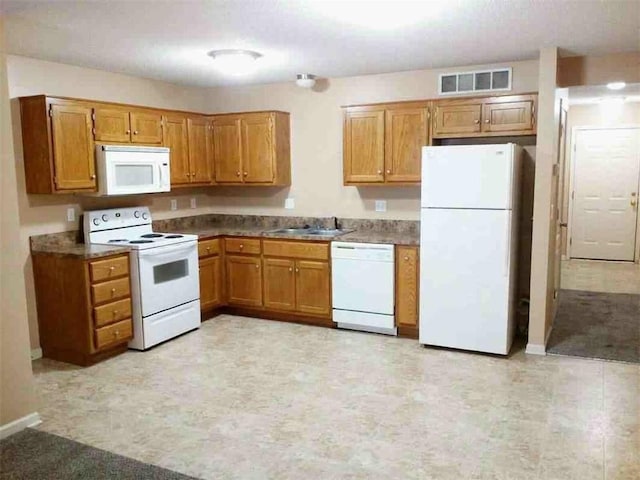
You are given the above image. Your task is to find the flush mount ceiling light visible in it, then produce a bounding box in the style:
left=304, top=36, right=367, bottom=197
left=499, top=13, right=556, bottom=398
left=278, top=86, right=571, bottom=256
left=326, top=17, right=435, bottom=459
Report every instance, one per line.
left=207, top=49, right=262, bottom=76
left=296, top=74, right=316, bottom=89
left=607, top=81, right=626, bottom=90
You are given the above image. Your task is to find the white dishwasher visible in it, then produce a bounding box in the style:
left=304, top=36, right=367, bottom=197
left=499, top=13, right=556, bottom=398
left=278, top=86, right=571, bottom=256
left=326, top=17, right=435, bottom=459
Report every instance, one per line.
left=331, top=242, right=396, bottom=335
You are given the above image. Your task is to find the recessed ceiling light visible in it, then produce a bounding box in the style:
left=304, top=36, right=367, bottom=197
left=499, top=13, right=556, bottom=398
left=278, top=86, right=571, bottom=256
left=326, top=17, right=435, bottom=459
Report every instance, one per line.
left=606, top=81, right=626, bottom=90
left=207, top=49, right=262, bottom=76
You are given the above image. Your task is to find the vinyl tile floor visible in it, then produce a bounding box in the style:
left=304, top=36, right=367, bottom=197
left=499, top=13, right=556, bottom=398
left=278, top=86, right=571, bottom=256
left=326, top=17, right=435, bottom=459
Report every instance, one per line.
left=33, top=315, right=639, bottom=480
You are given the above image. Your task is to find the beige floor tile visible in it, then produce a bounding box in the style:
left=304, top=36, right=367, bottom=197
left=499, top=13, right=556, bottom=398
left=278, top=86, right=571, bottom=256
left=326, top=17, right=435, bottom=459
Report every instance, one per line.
left=562, top=259, right=640, bottom=294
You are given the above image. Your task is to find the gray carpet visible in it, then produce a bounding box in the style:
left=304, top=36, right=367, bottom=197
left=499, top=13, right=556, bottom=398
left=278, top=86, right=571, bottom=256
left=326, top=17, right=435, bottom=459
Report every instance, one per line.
left=547, top=289, right=640, bottom=363
left=0, top=428, right=198, bottom=480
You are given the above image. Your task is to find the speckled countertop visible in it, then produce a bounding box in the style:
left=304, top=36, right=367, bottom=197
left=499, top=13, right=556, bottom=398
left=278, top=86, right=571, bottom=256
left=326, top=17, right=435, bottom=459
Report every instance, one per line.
left=30, top=214, right=419, bottom=259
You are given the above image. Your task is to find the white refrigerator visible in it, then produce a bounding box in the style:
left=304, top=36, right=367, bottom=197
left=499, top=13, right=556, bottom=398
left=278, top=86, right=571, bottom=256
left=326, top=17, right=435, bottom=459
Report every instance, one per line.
left=419, top=144, right=522, bottom=355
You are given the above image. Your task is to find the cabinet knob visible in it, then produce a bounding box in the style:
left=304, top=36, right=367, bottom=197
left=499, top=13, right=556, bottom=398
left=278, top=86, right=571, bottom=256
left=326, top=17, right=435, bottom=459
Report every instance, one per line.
left=377, top=170, right=382, bottom=174
left=239, top=244, right=244, bottom=249
left=191, top=172, right=195, bottom=177
left=114, top=330, right=120, bottom=337
left=206, top=246, right=211, bottom=252
left=474, top=119, right=479, bottom=124
left=113, top=310, right=119, bottom=316
left=485, top=119, right=490, bottom=123
left=90, top=174, right=96, bottom=179
left=295, top=268, right=300, bottom=273
left=289, top=267, right=293, bottom=272
left=111, top=288, right=116, bottom=294
left=109, top=266, right=115, bottom=271
left=236, top=171, right=241, bottom=176
left=185, top=173, right=190, bottom=177
left=255, top=264, right=259, bottom=269
left=404, top=256, right=409, bottom=261
left=126, top=129, right=131, bottom=134
left=133, top=130, right=139, bottom=135
left=386, top=169, right=391, bottom=174
left=243, top=172, right=248, bottom=177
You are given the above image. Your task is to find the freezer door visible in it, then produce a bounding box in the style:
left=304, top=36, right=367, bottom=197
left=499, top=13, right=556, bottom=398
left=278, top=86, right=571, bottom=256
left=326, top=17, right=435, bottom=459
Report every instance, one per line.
left=421, top=144, right=515, bottom=209
left=419, top=208, right=514, bottom=354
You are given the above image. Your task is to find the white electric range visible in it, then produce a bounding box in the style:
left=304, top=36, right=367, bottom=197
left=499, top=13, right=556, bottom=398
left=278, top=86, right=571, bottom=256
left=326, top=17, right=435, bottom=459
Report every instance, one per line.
left=84, top=207, right=200, bottom=350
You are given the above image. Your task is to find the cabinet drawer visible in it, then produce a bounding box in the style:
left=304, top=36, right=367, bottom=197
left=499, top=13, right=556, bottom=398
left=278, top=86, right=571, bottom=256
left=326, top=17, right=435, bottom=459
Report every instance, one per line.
left=225, top=237, right=261, bottom=255
left=89, top=255, right=129, bottom=283
left=91, top=277, right=131, bottom=305
left=94, top=318, right=133, bottom=350
left=262, top=240, right=329, bottom=260
left=93, top=298, right=132, bottom=327
left=198, top=238, right=221, bottom=258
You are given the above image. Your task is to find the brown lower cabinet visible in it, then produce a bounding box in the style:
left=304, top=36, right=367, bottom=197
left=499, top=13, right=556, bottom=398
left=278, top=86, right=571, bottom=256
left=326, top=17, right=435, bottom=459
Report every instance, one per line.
left=31, top=252, right=134, bottom=366
left=198, top=238, right=223, bottom=311
left=395, top=245, right=420, bottom=338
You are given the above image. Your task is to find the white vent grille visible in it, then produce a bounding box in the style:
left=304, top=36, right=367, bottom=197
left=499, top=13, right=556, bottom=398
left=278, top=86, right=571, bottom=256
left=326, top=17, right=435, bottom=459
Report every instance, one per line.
left=438, top=68, right=512, bottom=95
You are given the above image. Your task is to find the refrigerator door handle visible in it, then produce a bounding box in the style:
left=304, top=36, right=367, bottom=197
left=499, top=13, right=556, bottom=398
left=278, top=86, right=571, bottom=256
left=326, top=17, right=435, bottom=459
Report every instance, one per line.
left=504, top=213, right=512, bottom=277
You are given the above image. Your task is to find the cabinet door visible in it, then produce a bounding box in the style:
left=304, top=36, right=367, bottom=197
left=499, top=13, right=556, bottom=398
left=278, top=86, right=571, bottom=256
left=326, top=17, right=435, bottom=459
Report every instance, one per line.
left=187, top=116, right=213, bottom=184
left=130, top=111, right=163, bottom=144
left=199, top=255, right=223, bottom=311
left=50, top=104, right=96, bottom=190
left=241, top=113, right=274, bottom=183
left=432, top=104, right=481, bottom=137
left=213, top=116, right=243, bottom=183
left=396, top=246, right=419, bottom=330
left=93, top=108, right=131, bottom=143
left=263, top=258, right=296, bottom=311
left=226, top=255, right=263, bottom=307
left=385, top=108, right=427, bottom=183
left=344, top=109, right=385, bottom=183
left=295, top=260, right=331, bottom=317
left=482, top=99, right=535, bottom=134
left=163, top=115, right=190, bottom=185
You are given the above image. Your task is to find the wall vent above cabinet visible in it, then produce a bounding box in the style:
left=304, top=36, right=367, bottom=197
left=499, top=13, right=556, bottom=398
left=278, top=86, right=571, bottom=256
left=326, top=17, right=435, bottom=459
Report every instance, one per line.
left=438, top=68, right=512, bottom=96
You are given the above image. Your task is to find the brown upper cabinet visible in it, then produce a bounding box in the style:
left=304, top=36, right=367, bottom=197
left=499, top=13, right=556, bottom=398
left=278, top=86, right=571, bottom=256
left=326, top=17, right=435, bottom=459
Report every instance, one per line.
left=343, top=102, right=429, bottom=186
left=163, top=114, right=214, bottom=187
left=94, top=107, right=162, bottom=144
left=187, top=116, right=214, bottom=185
left=432, top=93, right=537, bottom=138
left=212, top=111, right=290, bottom=186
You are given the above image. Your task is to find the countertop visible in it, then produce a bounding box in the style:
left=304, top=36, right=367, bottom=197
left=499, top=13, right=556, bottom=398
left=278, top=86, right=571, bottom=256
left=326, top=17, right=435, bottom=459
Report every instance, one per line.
left=30, top=242, right=132, bottom=260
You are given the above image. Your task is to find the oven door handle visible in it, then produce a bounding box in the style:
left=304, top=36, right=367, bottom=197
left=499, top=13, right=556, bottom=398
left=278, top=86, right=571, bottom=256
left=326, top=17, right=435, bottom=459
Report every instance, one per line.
left=136, top=242, right=196, bottom=258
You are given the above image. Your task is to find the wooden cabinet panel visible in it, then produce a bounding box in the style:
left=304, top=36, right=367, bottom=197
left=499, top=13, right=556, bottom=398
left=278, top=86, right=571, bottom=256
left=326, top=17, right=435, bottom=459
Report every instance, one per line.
left=482, top=99, right=534, bottom=133
left=344, top=109, right=385, bottom=183
left=213, top=116, right=242, bottom=183
left=262, top=240, right=329, bottom=260
left=199, top=255, right=223, bottom=311
left=130, top=111, right=163, bottom=144
left=93, top=108, right=131, bottom=143
left=91, top=277, right=130, bottom=305
left=93, top=298, right=132, bottom=327
left=226, top=255, right=263, bottom=307
left=163, top=115, right=190, bottom=185
left=384, top=108, right=427, bottom=183
left=263, top=258, right=296, bottom=311
left=198, top=238, right=221, bottom=258
left=50, top=104, right=96, bottom=190
left=94, top=318, right=133, bottom=350
left=433, top=103, right=482, bottom=137
left=225, top=237, right=261, bottom=255
left=241, top=113, right=274, bottom=183
left=295, top=260, right=331, bottom=317
left=89, top=255, right=129, bottom=283
left=188, top=116, right=213, bottom=184
left=396, top=246, right=419, bottom=335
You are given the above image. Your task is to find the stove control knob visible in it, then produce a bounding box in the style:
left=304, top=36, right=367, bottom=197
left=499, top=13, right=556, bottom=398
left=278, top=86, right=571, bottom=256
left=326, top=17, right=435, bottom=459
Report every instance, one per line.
left=92, top=218, right=100, bottom=226
left=133, top=210, right=141, bottom=219
left=142, top=212, right=149, bottom=221
left=101, top=214, right=108, bottom=222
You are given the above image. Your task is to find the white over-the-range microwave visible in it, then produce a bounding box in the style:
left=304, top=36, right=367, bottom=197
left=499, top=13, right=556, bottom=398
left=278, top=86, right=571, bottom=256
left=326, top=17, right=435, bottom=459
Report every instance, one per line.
left=93, top=145, right=171, bottom=196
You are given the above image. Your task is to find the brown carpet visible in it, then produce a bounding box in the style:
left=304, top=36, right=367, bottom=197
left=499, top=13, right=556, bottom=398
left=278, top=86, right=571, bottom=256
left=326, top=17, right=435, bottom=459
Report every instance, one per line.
left=547, top=289, right=639, bottom=364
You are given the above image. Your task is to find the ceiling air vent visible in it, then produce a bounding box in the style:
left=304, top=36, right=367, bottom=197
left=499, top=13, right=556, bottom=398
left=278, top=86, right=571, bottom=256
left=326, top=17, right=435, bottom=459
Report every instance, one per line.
left=438, top=68, right=512, bottom=95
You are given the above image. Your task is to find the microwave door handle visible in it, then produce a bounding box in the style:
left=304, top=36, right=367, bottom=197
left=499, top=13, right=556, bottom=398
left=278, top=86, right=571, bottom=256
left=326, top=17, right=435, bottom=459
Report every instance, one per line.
left=137, top=243, right=195, bottom=258
left=158, top=164, right=164, bottom=186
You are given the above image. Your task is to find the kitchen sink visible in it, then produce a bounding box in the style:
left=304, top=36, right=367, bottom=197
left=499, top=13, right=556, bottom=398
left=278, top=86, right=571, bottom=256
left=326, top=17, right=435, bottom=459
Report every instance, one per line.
left=268, top=227, right=351, bottom=236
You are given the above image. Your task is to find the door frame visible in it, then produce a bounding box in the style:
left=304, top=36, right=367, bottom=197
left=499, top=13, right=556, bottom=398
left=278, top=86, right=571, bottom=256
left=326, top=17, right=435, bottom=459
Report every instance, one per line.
left=567, top=125, right=640, bottom=263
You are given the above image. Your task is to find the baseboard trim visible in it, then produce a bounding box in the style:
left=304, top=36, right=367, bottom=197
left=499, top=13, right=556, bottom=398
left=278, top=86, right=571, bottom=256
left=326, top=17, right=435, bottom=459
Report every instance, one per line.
left=30, top=348, right=43, bottom=361
left=0, top=413, right=41, bottom=440
left=526, top=325, right=554, bottom=356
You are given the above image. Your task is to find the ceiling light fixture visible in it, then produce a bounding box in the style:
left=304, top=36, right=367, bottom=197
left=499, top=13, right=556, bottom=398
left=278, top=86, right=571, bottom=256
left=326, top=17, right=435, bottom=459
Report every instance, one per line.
left=207, top=49, right=262, bottom=76
left=296, top=74, right=316, bottom=89
left=606, top=81, right=626, bottom=90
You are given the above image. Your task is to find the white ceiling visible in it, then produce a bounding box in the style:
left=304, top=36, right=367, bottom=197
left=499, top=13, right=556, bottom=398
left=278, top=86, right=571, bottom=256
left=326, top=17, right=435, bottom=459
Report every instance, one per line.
left=3, top=0, right=639, bottom=88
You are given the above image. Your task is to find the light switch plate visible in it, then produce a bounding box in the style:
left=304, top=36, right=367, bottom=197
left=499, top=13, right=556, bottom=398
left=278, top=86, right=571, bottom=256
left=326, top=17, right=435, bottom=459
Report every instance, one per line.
left=375, top=200, right=387, bottom=212
left=170, top=199, right=177, bottom=211
left=66, top=207, right=75, bottom=222
left=284, top=198, right=295, bottom=209
left=190, top=197, right=197, bottom=209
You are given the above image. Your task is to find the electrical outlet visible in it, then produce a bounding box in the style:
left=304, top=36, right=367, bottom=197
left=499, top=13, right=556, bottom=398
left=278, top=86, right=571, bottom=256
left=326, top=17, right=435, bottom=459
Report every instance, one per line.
left=66, top=207, right=75, bottom=222
left=374, top=200, right=387, bottom=212
left=190, top=197, right=197, bottom=209
left=284, top=198, right=295, bottom=209
left=170, top=199, right=177, bottom=211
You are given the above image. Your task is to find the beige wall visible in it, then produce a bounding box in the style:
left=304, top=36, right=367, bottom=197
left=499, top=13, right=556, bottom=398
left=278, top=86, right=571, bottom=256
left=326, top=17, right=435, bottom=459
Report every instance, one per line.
left=0, top=23, right=37, bottom=428
left=558, top=52, right=640, bottom=88
left=202, top=60, right=539, bottom=220
left=560, top=102, right=640, bottom=259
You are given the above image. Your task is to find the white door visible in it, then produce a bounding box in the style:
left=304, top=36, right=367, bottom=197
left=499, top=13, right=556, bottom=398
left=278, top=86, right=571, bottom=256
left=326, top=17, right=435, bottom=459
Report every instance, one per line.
left=421, top=144, right=516, bottom=209
left=570, top=128, right=640, bottom=261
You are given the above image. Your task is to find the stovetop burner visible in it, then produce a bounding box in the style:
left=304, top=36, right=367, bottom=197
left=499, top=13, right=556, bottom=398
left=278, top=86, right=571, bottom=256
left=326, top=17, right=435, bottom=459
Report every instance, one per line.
left=129, top=240, right=154, bottom=244
left=165, top=234, right=183, bottom=239
left=141, top=233, right=164, bottom=238
left=108, top=239, right=128, bottom=243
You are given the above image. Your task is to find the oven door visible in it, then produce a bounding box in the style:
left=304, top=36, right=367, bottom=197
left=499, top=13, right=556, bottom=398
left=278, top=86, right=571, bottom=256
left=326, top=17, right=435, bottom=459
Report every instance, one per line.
left=136, top=242, right=199, bottom=317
